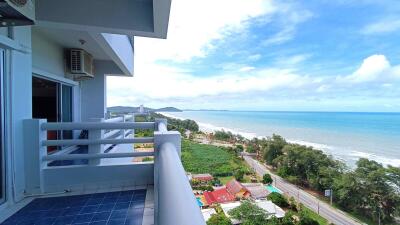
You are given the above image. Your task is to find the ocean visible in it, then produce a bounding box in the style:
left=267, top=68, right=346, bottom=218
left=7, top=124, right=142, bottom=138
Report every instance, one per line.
left=165, top=111, right=400, bottom=168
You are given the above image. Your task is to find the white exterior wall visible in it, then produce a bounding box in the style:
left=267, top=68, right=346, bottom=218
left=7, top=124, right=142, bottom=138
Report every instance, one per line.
left=80, top=71, right=107, bottom=122
left=81, top=60, right=124, bottom=122
left=0, top=26, right=33, bottom=204
left=32, top=29, right=65, bottom=77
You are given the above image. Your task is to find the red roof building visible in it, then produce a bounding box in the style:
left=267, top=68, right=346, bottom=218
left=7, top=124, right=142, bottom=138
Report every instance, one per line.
left=226, top=179, right=250, bottom=199
left=204, top=188, right=235, bottom=205
left=192, top=174, right=214, bottom=183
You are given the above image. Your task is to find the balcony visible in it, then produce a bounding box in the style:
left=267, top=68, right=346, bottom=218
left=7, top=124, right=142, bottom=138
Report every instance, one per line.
left=5, top=117, right=206, bottom=225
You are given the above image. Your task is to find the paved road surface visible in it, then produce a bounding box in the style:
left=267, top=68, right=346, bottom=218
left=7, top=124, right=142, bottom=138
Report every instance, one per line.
left=244, top=156, right=362, bottom=225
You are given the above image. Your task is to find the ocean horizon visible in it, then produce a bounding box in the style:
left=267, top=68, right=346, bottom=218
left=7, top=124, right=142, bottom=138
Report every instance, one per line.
left=164, top=110, right=400, bottom=168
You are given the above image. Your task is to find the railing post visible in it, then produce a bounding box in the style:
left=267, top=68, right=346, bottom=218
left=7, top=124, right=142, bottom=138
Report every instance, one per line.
left=88, top=118, right=104, bottom=165
left=23, top=119, right=47, bottom=194
left=155, top=118, right=168, bottom=132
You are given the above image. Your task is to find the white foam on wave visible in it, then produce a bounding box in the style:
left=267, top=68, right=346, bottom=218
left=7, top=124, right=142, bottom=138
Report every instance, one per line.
left=288, top=140, right=333, bottom=151
left=197, top=121, right=257, bottom=140
left=286, top=140, right=400, bottom=167
left=349, top=151, right=400, bottom=167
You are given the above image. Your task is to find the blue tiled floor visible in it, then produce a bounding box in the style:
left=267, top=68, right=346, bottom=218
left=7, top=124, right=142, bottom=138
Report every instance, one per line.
left=1, top=189, right=146, bottom=225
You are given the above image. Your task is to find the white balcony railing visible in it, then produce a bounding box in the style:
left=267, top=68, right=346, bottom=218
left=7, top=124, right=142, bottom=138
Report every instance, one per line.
left=23, top=116, right=206, bottom=225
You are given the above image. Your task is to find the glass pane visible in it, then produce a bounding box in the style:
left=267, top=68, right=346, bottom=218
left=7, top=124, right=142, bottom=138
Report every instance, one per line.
left=61, top=85, right=73, bottom=139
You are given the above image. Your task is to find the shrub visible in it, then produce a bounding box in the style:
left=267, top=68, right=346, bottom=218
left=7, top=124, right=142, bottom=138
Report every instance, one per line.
left=267, top=192, right=289, bottom=208
left=262, top=173, right=273, bottom=184
left=142, top=157, right=153, bottom=162
left=206, top=213, right=232, bottom=225
left=234, top=170, right=245, bottom=182
left=298, top=217, right=319, bottom=225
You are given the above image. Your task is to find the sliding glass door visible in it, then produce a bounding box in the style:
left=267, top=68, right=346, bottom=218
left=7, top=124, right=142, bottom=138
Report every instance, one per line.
left=32, top=76, right=73, bottom=151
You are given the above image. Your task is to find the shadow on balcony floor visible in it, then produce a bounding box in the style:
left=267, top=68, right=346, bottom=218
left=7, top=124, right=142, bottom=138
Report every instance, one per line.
left=1, top=189, right=146, bottom=225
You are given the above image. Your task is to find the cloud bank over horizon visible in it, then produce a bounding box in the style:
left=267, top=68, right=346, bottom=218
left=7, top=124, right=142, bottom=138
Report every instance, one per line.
left=108, top=0, right=400, bottom=112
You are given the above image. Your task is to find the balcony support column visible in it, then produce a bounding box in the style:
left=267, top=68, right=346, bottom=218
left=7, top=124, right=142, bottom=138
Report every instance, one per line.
left=23, top=119, right=47, bottom=194
left=88, top=118, right=104, bottom=165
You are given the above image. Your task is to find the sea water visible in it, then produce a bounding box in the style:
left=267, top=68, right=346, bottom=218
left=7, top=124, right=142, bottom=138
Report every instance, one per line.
left=166, top=111, right=400, bottom=167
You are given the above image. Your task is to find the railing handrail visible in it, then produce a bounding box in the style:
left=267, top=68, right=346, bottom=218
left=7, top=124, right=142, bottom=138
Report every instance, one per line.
left=43, top=152, right=154, bottom=161
left=155, top=142, right=206, bottom=225
left=42, top=137, right=154, bottom=146
left=41, top=122, right=155, bottom=130
left=156, top=119, right=168, bottom=132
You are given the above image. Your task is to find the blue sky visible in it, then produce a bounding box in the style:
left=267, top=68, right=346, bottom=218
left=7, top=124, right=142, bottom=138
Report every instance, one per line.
left=108, top=0, right=400, bottom=112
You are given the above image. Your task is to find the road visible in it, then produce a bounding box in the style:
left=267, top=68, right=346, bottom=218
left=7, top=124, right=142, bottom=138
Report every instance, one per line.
left=244, top=156, right=362, bottom=225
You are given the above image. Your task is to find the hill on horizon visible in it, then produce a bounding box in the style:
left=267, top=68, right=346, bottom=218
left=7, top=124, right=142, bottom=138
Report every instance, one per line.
left=107, top=106, right=182, bottom=113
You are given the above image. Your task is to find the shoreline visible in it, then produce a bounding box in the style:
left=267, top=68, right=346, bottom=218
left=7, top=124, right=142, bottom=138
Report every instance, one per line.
left=159, top=112, right=400, bottom=167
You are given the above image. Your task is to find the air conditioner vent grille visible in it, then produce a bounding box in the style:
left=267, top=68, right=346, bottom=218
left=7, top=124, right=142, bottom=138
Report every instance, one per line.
left=71, top=50, right=82, bottom=72
left=68, top=49, right=94, bottom=80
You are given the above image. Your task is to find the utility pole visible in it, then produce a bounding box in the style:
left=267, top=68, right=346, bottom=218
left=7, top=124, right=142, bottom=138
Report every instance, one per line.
left=330, top=189, right=333, bottom=205
left=317, top=201, right=320, bottom=214
left=378, top=210, right=381, bottom=225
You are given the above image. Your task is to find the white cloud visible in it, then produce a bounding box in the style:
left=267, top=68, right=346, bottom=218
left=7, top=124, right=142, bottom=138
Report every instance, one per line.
left=248, top=54, right=262, bottom=61
left=274, top=54, right=312, bottom=67
left=340, top=55, right=392, bottom=83
left=239, top=66, right=255, bottom=72
left=135, top=0, right=277, bottom=63
left=108, top=63, right=306, bottom=102
left=361, top=18, right=400, bottom=35
left=108, top=54, right=400, bottom=107
left=263, top=3, right=313, bottom=46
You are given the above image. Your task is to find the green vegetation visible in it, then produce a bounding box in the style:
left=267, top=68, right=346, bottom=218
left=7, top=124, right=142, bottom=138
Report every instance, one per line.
left=228, top=201, right=271, bottom=225
left=262, top=173, right=273, bottom=184
left=142, top=157, right=153, bottom=162
left=134, top=113, right=199, bottom=137
left=263, top=134, right=287, bottom=165
left=181, top=139, right=248, bottom=177
left=267, top=192, right=289, bottom=208
left=297, top=206, right=328, bottom=225
left=151, top=113, right=199, bottom=134
left=234, top=169, right=245, bottom=182
left=218, top=176, right=235, bottom=185
left=254, top=134, right=400, bottom=224
left=213, top=130, right=245, bottom=143
left=206, top=213, right=232, bottom=225
left=226, top=200, right=325, bottom=225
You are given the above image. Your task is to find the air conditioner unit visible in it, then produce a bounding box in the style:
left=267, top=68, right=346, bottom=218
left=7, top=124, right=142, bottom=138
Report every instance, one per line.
left=68, top=49, right=94, bottom=80
left=0, top=0, right=35, bottom=27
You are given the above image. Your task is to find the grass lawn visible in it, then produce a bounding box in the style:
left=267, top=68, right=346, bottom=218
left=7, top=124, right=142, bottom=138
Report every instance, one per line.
left=300, top=207, right=329, bottom=225
left=181, top=139, right=248, bottom=176
left=218, top=176, right=234, bottom=185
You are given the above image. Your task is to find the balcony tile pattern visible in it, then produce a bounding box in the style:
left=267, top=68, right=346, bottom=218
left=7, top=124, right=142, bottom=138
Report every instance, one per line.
left=1, top=190, right=146, bottom=225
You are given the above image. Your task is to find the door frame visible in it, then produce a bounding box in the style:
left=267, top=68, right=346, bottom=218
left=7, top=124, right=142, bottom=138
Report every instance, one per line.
left=32, top=74, right=75, bottom=125
left=0, top=48, right=6, bottom=204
